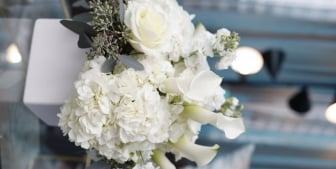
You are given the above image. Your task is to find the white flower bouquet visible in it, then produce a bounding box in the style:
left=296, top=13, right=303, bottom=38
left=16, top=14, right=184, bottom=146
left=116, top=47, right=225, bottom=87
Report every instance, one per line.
left=57, top=0, right=244, bottom=169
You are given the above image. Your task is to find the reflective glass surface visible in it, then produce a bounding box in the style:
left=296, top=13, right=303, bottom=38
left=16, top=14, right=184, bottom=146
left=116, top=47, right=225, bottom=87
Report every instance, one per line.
left=1, top=1, right=336, bottom=169
left=0, top=1, right=86, bottom=168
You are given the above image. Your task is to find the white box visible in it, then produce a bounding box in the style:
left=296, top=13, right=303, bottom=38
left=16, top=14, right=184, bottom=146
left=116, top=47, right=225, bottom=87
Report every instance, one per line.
left=23, top=19, right=86, bottom=126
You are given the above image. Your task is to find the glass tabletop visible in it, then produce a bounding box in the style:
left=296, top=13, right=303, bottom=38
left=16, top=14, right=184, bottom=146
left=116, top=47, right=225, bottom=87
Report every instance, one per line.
left=2, top=1, right=336, bottom=169
left=0, top=1, right=87, bottom=169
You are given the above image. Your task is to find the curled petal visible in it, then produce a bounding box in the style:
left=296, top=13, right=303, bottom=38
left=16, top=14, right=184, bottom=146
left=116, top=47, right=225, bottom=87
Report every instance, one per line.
left=162, top=77, right=191, bottom=94
left=186, top=71, right=222, bottom=101
left=152, top=150, right=176, bottom=169
left=161, top=71, right=222, bottom=102
left=183, top=105, right=245, bottom=139
left=172, top=136, right=219, bottom=166
left=215, top=114, right=245, bottom=139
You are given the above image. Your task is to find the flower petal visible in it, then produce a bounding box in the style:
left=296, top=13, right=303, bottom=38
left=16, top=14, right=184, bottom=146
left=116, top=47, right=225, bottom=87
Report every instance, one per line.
left=215, top=114, right=245, bottom=139
left=186, top=71, right=222, bottom=101
left=161, top=77, right=191, bottom=95
left=183, top=105, right=245, bottom=139
left=152, top=150, right=176, bottom=169
left=183, top=105, right=217, bottom=124
left=161, top=78, right=180, bottom=93
left=194, top=23, right=206, bottom=36
left=172, top=136, right=219, bottom=166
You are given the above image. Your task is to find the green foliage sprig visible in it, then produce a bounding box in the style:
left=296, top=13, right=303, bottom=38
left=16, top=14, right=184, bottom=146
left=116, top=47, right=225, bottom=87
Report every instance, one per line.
left=220, top=97, right=243, bottom=118
left=107, top=159, right=135, bottom=169
left=224, top=32, right=240, bottom=52
left=87, top=0, right=129, bottom=60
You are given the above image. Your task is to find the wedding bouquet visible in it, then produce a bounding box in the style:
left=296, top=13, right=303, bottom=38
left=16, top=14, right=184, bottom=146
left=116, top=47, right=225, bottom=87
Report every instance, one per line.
left=57, top=0, right=245, bottom=169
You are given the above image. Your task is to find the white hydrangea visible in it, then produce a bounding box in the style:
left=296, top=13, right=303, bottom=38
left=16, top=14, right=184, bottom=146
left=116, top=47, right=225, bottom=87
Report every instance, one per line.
left=140, top=57, right=175, bottom=86
left=114, top=83, right=168, bottom=143
left=59, top=57, right=185, bottom=164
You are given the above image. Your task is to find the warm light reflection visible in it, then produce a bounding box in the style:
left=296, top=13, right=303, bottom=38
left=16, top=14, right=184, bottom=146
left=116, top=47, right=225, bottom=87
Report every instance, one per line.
left=231, top=46, right=263, bottom=75
left=325, top=103, right=336, bottom=124
left=6, top=44, right=22, bottom=64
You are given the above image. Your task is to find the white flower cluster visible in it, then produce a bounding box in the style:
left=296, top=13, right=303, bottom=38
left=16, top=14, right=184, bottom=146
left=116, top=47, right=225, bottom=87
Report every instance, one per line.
left=59, top=56, right=183, bottom=163
left=58, top=0, right=244, bottom=168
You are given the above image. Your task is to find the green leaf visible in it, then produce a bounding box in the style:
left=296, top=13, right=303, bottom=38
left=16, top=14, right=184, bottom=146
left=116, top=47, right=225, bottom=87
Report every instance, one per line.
left=72, top=12, right=93, bottom=22
left=60, top=20, right=96, bottom=48
left=73, top=0, right=90, bottom=9
left=118, top=54, right=144, bottom=70
left=60, top=20, right=95, bottom=35
left=101, top=57, right=117, bottom=73
left=78, top=33, right=92, bottom=48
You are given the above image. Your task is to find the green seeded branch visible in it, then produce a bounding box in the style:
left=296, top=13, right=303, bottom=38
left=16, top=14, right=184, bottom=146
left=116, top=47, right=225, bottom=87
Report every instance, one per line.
left=220, top=97, right=243, bottom=118
left=224, top=32, right=240, bottom=52
left=87, top=0, right=129, bottom=60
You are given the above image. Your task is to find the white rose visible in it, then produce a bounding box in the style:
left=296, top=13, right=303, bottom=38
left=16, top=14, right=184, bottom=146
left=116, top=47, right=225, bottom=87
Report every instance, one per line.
left=125, top=0, right=171, bottom=56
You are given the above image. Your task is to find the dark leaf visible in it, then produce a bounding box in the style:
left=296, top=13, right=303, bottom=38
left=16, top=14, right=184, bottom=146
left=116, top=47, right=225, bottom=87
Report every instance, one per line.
left=72, top=12, right=93, bottom=22
left=101, top=57, right=117, bottom=73
left=78, top=33, right=92, bottom=48
left=73, top=0, right=90, bottom=9
left=118, top=54, right=144, bottom=70
left=60, top=20, right=96, bottom=48
left=60, top=20, right=95, bottom=35
left=86, top=161, right=110, bottom=169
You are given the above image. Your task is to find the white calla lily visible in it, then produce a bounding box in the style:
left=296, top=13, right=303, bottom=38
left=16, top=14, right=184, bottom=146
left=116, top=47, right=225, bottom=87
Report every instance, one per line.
left=183, top=105, right=245, bottom=139
left=172, top=136, right=219, bottom=166
left=152, top=149, right=176, bottom=169
left=163, top=70, right=222, bottom=102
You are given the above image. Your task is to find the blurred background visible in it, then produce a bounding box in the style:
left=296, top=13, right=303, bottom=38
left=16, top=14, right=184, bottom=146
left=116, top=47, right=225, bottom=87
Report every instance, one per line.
left=1, top=0, right=336, bottom=169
